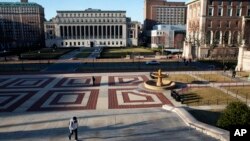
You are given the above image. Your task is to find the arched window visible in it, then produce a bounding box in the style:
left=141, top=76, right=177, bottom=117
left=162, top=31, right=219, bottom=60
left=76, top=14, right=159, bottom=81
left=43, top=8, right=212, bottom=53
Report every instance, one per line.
left=232, top=31, right=239, bottom=45
left=224, top=31, right=229, bottom=45
left=206, top=31, right=211, bottom=44
left=215, top=31, right=220, bottom=44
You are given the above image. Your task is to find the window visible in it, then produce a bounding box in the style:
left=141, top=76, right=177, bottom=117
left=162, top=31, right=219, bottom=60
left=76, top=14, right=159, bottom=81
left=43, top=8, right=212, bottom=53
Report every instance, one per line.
left=208, top=7, right=213, bottom=16
left=218, top=0, right=222, bottom=5
left=228, top=0, right=232, bottom=5
left=218, top=8, right=223, bottom=16
left=218, top=21, right=221, bottom=28
left=237, top=8, right=241, bottom=16
left=248, top=9, right=250, bottom=16
left=238, top=1, right=242, bottom=6
left=227, top=8, right=232, bottom=16
left=226, top=21, right=230, bottom=28
left=208, top=20, right=212, bottom=28
left=209, top=0, right=213, bottom=5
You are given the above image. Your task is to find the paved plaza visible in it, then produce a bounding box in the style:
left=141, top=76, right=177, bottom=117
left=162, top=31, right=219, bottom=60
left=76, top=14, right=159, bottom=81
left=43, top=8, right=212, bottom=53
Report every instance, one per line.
left=0, top=72, right=226, bottom=141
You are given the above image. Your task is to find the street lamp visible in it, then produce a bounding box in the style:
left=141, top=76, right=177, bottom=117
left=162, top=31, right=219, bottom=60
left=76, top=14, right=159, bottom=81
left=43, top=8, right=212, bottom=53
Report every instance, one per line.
left=38, top=51, right=41, bottom=69
left=3, top=50, right=7, bottom=61
left=21, top=54, right=24, bottom=71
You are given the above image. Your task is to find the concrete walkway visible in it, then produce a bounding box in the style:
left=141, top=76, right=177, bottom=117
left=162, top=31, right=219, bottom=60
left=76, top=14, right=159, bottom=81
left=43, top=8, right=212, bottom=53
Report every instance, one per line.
left=42, top=49, right=81, bottom=72
left=0, top=72, right=218, bottom=141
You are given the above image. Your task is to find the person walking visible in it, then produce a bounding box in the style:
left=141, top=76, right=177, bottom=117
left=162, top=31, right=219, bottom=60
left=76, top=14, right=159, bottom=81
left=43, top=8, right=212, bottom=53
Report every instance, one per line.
left=224, top=65, right=227, bottom=72
left=92, top=76, right=95, bottom=86
left=68, top=116, right=78, bottom=141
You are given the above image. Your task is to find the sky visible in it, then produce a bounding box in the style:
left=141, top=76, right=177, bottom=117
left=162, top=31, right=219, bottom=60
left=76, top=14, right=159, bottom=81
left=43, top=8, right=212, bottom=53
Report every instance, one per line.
left=2, top=0, right=186, bottom=22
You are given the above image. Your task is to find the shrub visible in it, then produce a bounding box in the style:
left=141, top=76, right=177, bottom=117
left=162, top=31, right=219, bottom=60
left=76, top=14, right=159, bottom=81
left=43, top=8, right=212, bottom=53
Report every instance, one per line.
left=217, top=101, right=250, bottom=130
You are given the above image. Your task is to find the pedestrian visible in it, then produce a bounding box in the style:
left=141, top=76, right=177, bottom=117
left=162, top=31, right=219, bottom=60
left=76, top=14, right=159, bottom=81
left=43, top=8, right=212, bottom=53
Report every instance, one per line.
left=233, top=70, right=236, bottom=78
left=92, top=76, right=95, bottom=86
left=189, top=58, right=192, bottom=63
left=223, top=65, right=227, bottom=72
left=68, top=116, right=78, bottom=141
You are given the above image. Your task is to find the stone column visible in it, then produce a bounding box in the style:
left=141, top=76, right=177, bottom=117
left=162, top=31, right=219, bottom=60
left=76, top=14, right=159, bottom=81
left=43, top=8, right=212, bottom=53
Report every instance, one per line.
left=67, top=26, right=69, bottom=39
left=106, top=25, right=108, bottom=39
left=84, top=26, right=86, bottom=39
left=96, top=25, right=98, bottom=39
left=118, top=25, right=120, bottom=39
left=88, top=25, right=90, bottom=39
left=236, top=40, right=246, bottom=71
left=228, top=31, right=232, bottom=45
left=182, top=41, right=193, bottom=59
left=80, top=26, right=82, bottom=39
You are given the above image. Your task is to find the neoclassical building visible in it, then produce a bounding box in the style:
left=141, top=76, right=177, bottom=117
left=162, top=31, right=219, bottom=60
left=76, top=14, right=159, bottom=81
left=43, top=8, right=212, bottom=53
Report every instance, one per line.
left=45, top=8, right=131, bottom=48
left=183, top=0, right=250, bottom=59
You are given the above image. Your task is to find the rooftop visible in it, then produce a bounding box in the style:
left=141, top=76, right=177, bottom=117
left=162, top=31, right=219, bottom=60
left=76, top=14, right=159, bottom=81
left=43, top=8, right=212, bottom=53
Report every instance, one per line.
left=57, top=8, right=126, bottom=13
left=0, top=2, right=43, bottom=7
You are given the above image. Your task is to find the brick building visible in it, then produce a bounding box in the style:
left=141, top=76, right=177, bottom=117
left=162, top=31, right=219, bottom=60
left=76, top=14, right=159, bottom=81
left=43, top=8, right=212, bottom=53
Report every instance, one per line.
left=186, top=0, right=250, bottom=46
left=144, top=0, right=187, bottom=31
left=0, top=0, right=45, bottom=50
left=183, top=0, right=250, bottom=59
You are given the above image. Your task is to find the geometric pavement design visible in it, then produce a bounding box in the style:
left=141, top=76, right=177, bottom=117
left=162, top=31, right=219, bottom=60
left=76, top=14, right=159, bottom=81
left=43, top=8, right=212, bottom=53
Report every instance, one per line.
left=108, top=75, right=148, bottom=86
left=0, top=78, right=9, bottom=84
left=54, top=76, right=101, bottom=88
left=0, top=74, right=174, bottom=112
left=28, top=89, right=99, bottom=111
left=109, top=88, right=173, bottom=109
left=0, top=77, right=55, bottom=89
left=0, top=91, right=37, bottom=112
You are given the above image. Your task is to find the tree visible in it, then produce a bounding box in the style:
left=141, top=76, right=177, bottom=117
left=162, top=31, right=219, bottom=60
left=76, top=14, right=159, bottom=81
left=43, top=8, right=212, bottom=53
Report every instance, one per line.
left=217, top=101, right=250, bottom=130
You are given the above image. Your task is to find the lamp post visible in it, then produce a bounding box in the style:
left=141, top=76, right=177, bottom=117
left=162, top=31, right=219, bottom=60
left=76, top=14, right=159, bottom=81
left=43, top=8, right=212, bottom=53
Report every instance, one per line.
left=21, top=54, right=24, bottom=71
left=38, top=51, right=41, bottom=69
left=3, top=50, right=7, bottom=61
left=138, top=53, right=140, bottom=70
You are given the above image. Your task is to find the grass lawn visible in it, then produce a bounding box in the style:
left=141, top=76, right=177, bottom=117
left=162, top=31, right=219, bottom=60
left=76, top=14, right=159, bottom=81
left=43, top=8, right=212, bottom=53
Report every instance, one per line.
left=188, top=109, right=223, bottom=127
left=101, top=47, right=155, bottom=58
left=180, top=87, right=238, bottom=106
left=75, top=48, right=95, bottom=58
left=237, top=71, right=250, bottom=78
left=224, top=86, right=250, bottom=99
left=21, top=48, right=74, bottom=59
left=166, top=74, right=198, bottom=83
left=195, top=73, right=234, bottom=82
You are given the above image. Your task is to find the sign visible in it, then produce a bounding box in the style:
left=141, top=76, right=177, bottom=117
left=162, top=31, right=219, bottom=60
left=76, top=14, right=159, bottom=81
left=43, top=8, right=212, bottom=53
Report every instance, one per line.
left=230, top=126, right=250, bottom=141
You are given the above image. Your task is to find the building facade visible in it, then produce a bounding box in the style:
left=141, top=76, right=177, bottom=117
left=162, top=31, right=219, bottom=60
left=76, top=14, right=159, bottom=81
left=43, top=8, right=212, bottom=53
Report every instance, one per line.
left=236, top=40, right=250, bottom=71
left=183, top=0, right=250, bottom=59
left=0, top=0, right=44, bottom=50
left=150, top=25, right=186, bottom=48
left=127, top=21, right=141, bottom=46
left=144, top=0, right=187, bottom=30
left=45, top=8, right=129, bottom=48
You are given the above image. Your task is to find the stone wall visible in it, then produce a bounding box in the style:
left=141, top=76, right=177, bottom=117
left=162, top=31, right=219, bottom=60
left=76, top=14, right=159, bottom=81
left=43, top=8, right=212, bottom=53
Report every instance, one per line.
left=242, top=51, right=250, bottom=71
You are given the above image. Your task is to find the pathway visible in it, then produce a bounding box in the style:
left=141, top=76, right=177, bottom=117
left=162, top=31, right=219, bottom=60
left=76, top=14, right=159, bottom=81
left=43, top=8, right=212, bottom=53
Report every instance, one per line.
left=42, top=49, right=81, bottom=72
left=0, top=72, right=217, bottom=141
